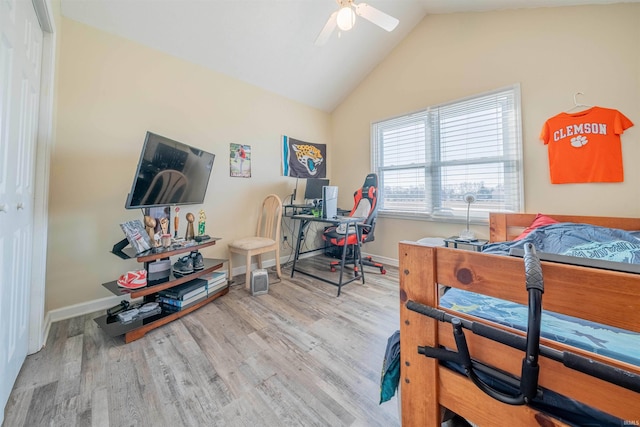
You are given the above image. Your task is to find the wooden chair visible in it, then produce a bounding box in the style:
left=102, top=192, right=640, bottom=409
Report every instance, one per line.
left=228, top=194, right=282, bottom=290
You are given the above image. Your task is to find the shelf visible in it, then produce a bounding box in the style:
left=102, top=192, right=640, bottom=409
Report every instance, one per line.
left=102, top=258, right=226, bottom=299
left=111, top=238, right=220, bottom=261
left=99, top=236, right=226, bottom=343
left=93, top=285, right=229, bottom=343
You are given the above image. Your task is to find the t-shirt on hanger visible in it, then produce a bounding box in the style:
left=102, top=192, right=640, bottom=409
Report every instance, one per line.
left=540, top=106, right=634, bottom=184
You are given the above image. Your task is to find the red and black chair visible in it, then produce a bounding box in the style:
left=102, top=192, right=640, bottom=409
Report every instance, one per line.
left=321, top=173, right=386, bottom=275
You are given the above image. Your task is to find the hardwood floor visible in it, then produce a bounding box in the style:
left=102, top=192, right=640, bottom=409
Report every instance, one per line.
left=3, top=256, right=401, bottom=427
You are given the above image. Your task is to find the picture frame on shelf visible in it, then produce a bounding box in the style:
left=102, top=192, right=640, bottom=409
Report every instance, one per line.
left=120, top=219, right=153, bottom=254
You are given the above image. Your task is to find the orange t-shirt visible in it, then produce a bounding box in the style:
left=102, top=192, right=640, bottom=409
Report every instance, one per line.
left=540, top=107, right=633, bottom=184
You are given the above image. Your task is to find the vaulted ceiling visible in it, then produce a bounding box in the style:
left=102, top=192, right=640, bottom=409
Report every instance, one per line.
left=61, top=0, right=638, bottom=112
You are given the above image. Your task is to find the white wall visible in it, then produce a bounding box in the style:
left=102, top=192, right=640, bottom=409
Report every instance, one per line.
left=331, top=4, right=640, bottom=260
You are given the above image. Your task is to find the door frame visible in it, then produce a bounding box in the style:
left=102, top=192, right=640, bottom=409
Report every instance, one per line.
left=29, top=0, right=56, bottom=354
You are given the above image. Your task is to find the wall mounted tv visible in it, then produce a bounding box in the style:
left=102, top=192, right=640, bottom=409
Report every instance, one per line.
left=124, top=132, right=215, bottom=209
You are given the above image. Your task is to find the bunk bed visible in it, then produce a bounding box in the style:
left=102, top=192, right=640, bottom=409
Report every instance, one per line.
left=398, top=213, right=640, bottom=426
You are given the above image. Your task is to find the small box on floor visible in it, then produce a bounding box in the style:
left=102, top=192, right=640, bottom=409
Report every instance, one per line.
left=250, top=269, right=269, bottom=296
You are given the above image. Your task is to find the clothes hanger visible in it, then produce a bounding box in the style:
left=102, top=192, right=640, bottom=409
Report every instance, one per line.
left=565, top=92, right=592, bottom=112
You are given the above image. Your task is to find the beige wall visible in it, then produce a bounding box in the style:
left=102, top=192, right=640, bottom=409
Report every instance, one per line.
left=331, top=4, right=640, bottom=261
left=47, top=18, right=330, bottom=311
left=47, top=4, right=640, bottom=311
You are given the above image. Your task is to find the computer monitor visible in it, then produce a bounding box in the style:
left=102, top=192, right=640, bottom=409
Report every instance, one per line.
left=304, top=178, right=329, bottom=200
left=322, top=186, right=338, bottom=219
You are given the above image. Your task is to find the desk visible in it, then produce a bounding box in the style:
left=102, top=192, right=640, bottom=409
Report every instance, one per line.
left=290, top=214, right=365, bottom=296
left=283, top=204, right=351, bottom=218
left=283, top=203, right=313, bottom=217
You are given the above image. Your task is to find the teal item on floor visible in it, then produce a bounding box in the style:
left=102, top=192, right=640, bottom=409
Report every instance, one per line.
left=380, top=330, right=400, bottom=403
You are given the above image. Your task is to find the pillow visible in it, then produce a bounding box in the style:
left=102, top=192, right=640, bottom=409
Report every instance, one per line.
left=515, top=213, right=559, bottom=240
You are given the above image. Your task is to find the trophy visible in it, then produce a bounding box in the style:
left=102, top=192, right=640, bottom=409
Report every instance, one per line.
left=198, top=209, right=206, bottom=235
left=185, top=212, right=195, bottom=240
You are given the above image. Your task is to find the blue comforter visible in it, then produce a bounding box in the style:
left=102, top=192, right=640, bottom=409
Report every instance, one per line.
left=440, top=223, right=640, bottom=366
left=482, top=222, right=640, bottom=263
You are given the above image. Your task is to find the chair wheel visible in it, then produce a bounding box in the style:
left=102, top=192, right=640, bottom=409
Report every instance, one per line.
left=330, top=267, right=336, bottom=272
left=380, top=269, right=387, bottom=274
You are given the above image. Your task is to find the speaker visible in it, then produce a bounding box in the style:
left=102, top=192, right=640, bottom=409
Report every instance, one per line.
left=250, top=269, right=269, bottom=296
left=147, top=259, right=171, bottom=284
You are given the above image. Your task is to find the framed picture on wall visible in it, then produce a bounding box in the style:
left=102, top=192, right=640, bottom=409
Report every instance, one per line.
left=230, top=143, right=251, bottom=178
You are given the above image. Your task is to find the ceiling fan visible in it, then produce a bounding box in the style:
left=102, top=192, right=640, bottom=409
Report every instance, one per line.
left=315, top=0, right=399, bottom=46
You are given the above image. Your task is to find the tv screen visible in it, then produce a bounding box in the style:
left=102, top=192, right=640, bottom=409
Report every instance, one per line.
left=304, top=178, right=329, bottom=200
left=125, top=132, right=215, bottom=209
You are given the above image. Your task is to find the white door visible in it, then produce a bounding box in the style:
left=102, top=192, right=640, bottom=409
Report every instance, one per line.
left=0, top=0, right=44, bottom=416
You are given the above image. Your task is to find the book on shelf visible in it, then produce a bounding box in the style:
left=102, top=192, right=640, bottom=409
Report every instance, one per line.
left=158, top=278, right=207, bottom=300
left=160, top=282, right=228, bottom=313
left=207, top=280, right=228, bottom=295
left=159, top=288, right=208, bottom=308
left=199, top=270, right=227, bottom=285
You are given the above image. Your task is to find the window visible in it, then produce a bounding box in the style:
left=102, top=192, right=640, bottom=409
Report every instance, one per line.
left=371, top=85, right=523, bottom=221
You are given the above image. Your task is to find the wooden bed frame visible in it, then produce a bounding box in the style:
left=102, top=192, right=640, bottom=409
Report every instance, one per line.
left=399, top=213, right=640, bottom=426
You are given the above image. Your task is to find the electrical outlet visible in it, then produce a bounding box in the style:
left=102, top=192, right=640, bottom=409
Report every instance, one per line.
left=283, top=236, right=288, bottom=243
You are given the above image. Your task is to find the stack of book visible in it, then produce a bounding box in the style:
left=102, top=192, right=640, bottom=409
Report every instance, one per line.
left=159, top=271, right=228, bottom=312
left=198, top=271, right=228, bottom=295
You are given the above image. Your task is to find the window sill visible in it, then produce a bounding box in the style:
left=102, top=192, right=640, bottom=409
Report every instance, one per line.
left=378, top=211, right=489, bottom=226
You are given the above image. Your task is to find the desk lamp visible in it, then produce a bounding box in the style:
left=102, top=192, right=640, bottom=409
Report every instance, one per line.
left=458, top=193, right=476, bottom=241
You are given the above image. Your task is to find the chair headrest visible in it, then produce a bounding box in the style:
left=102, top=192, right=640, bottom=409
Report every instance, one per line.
left=362, top=173, right=377, bottom=190
left=361, top=173, right=378, bottom=200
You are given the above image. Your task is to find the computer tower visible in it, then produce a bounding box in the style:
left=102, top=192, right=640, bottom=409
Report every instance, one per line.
left=322, top=186, right=338, bottom=219
left=250, top=269, right=269, bottom=296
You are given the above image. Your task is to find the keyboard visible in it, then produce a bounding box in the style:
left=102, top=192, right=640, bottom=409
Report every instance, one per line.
left=285, top=203, right=313, bottom=208
left=335, top=216, right=366, bottom=221
left=293, top=214, right=316, bottom=219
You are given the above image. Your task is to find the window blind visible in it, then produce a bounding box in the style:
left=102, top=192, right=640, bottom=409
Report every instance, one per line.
left=371, top=85, right=523, bottom=220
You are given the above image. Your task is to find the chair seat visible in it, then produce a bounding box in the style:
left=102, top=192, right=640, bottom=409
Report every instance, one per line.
left=229, top=236, right=276, bottom=251
left=228, top=194, right=282, bottom=292
left=322, top=229, right=362, bottom=246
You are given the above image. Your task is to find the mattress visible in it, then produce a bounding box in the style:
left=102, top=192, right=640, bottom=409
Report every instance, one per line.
left=440, top=287, right=640, bottom=367
left=441, top=222, right=640, bottom=367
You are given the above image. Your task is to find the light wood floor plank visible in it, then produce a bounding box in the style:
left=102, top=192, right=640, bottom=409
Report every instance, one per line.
left=3, top=256, right=401, bottom=427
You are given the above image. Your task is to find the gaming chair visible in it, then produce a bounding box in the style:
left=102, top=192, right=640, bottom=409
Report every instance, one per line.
left=321, top=173, right=386, bottom=274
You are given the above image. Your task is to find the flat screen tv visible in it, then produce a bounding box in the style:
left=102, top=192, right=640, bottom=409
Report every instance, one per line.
left=124, top=132, right=215, bottom=209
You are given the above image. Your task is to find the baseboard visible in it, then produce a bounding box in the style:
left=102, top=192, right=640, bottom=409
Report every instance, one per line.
left=40, top=294, right=125, bottom=347
left=40, top=311, right=52, bottom=351
left=229, top=258, right=284, bottom=278
left=41, top=252, right=398, bottom=346
left=361, top=251, right=398, bottom=268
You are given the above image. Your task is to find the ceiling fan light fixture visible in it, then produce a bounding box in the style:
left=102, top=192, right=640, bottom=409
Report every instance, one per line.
left=314, top=0, right=398, bottom=46
left=336, top=6, right=355, bottom=31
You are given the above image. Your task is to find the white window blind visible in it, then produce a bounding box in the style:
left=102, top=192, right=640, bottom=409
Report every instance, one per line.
left=371, top=85, right=523, bottom=221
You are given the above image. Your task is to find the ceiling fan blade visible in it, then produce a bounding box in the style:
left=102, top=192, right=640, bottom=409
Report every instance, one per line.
left=315, top=11, right=338, bottom=46
left=354, top=2, right=399, bottom=32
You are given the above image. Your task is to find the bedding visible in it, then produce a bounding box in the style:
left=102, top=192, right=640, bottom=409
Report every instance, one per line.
left=484, top=222, right=640, bottom=262
left=514, top=213, right=559, bottom=240
left=441, top=221, right=640, bottom=366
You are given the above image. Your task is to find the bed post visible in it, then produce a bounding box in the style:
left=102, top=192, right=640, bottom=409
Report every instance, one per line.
left=399, top=242, right=440, bottom=426
left=489, top=212, right=507, bottom=242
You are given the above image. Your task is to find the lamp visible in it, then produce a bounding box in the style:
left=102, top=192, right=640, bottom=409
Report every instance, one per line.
left=459, top=193, right=476, bottom=241
left=336, top=6, right=356, bottom=31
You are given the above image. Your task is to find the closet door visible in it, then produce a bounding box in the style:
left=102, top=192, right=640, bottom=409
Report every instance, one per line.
left=0, top=0, right=43, bottom=418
